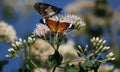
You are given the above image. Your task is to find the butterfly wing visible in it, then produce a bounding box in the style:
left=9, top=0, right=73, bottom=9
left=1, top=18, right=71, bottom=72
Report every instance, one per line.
left=45, top=20, right=74, bottom=33
left=47, top=20, right=57, bottom=32
left=57, top=22, right=70, bottom=33
left=34, top=2, right=62, bottom=18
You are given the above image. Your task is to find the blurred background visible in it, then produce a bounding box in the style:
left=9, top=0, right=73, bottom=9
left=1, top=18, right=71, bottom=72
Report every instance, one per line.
left=0, top=0, right=120, bottom=72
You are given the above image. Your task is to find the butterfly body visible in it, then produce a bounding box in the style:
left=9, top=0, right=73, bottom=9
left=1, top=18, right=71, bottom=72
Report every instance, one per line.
left=34, top=2, right=62, bottom=18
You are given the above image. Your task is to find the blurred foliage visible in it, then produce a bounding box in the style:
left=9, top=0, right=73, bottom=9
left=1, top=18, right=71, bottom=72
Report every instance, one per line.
left=46, top=51, right=63, bottom=68
left=3, top=5, right=17, bottom=20
left=0, top=60, right=8, bottom=72
left=84, top=17, right=103, bottom=37
left=18, top=56, right=41, bottom=72
left=94, top=0, right=108, bottom=17
left=112, top=49, right=120, bottom=68
left=64, top=64, right=79, bottom=72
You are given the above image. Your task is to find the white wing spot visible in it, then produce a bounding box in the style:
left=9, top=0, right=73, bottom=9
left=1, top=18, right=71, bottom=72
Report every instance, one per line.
left=45, top=6, right=55, bottom=16
left=68, top=23, right=73, bottom=28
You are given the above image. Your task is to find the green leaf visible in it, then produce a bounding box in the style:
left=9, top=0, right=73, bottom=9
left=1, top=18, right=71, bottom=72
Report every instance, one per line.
left=63, top=37, right=68, bottom=44
left=46, top=51, right=63, bottom=68
left=0, top=60, right=8, bottom=71
left=64, top=64, right=79, bottom=72
left=84, top=60, right=94, bottom=68
left=46, top=59, right=54, bottom=68
left=46, top=54, right=55, bottom=68
left=54, top=51, right=63, bottom=65
left=79, top=62, right=88, bottom=72
left=93, top=61, right=100, bottom=71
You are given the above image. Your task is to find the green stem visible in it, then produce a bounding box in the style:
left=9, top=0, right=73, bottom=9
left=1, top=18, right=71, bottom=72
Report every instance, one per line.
left=94, top=69, right=98, bottom=72
left=27, top=56, right=41, bottom=72
left=50, top=43, right=56, bottom=50
left=27, top=56, right=37, bottom=67
left=61, top=58, right=86, bottom=65
left=55, top=33, right=59, bottom=51
left=43, top=35, right=56, bottom=50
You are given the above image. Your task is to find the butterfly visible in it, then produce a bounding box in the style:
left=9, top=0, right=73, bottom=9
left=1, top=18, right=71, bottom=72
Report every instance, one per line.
left=40, top=19, right=74, bottom=33
left=34, top=2, right=74, bottom=33
left=34, top=2, right=62, bottom=18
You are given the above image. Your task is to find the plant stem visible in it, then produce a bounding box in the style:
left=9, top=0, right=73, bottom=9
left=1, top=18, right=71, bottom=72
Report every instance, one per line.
left=52, top=65, right=57, bottom=72
left=94, top=69, right=98, bottom=72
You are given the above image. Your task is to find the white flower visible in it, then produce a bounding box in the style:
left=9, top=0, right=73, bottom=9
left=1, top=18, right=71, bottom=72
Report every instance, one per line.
left=49, top=14, right=86, bottom=27
left=91, top=37, right=96, bottom=42
left=91, top=37, right=107, bottom=46
left=108, top=52, right=114, bottom=57
left=98, top=39, right=103, bottom=43
left=28, top=37, right=35, bottom=44
left=96, top=37, right=99, bottom=42
left=111, top=57, right=115, bottom=61
left=12, top=43, right=16, bottom=48
left=23, top=39, right=26, bottom=43
left=106, top=52, right=114, bottom=58
left=8, top=48, right=14, bottom=52
left=102, top=40, right=106, bottom=44
left=103, top=46, right=110, bottom=50
left=0, top=21, right=16, bottom=42
left=5, top=55, right=10, bottom=58
left=33, top=24, right=50, bottom=36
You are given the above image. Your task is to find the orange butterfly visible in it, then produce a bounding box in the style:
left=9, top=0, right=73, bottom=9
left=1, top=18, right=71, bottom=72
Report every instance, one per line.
left=40, top=19, right=74, bottom=33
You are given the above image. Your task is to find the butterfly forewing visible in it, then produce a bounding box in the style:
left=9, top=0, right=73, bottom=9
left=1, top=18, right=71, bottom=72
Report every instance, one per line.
left=34, top=2, right=62, bottom=18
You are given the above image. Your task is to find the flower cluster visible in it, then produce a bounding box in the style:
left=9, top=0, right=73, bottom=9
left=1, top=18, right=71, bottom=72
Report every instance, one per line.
left=62, top=37, right=115, bottom=72
left=76, top=37, right=115, bottom=62
left=6, top=36, right=36, bottom=58
left=49, top=14, right=86, bottom=26
left=6, top=36, right=115, bottom=72
left=33, top=24, right=50, bottom=37
left=33, top=14, right=86, bottom=39
left=0, top=21, right=16, bottom=43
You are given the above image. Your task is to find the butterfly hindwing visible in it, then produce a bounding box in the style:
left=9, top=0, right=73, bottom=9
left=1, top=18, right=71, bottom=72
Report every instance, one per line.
left=34, top=2, right=62, bottom=18
left=47, top=20, right=57, bottom=32
left=57, top=22, right=69, bottom=33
